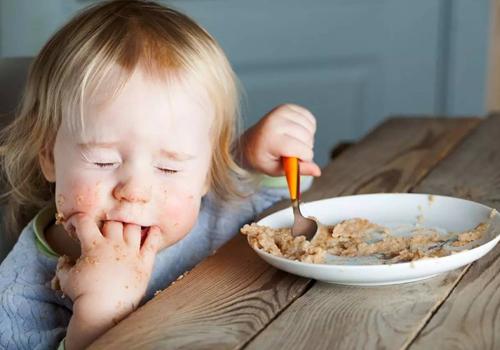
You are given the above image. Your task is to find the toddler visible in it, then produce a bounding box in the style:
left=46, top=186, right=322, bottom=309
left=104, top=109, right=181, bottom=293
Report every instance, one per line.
left=0, top=1, right=320, bottom=349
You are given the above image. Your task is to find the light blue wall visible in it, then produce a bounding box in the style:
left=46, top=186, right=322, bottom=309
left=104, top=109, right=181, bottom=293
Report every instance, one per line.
left=0, top=0, right=492, bottom=165
left=444, top=0, right=491, bottom=115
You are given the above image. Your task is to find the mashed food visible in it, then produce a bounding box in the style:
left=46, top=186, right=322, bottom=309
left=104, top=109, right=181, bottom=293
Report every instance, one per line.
left=241, top=218, right=490, bottom=264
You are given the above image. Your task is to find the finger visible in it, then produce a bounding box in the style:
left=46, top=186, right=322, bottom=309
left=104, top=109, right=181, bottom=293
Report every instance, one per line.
left=277, top=134, right=314, bottom=162
left=284, top=104, right=316, bottom=132
left=281, top=111, right=315, bottom=135
left=123, top=224, right=141, bottom=249
left=102, top=221, right=123, bottom=241
left=66, top=213, right=103, bottom=253
left=286, top=104, right=316, bottom=127
left=54, top=255, right=73, bottom=293
left=140, top=226, right=162, bottom=267
left=61, top=216, right=78, bottom=241
left=278, top=120, right=314, bottom=148
left=300, top=161, right=322, bottom=177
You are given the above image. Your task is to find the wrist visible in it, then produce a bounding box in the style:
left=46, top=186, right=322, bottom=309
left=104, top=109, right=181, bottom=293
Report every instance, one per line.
left=65, top=313, right=114, bottom=350
left=65, top=299, right=134, bottom=350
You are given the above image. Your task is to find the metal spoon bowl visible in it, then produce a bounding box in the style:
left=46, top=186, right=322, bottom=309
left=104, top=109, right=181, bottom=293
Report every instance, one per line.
left=282, top=156, right=318, bottom=240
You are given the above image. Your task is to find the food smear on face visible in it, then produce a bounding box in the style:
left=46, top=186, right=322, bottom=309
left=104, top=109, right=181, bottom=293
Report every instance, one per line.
left=55, top=212, right=65, bottom=225
left=241, top=217, right=492, bottom=265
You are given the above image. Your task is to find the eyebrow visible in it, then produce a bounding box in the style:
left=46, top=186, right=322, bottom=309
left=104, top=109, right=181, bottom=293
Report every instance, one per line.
left=78, top=142, right=195, bottom=161
left=78, top=142, right=117, bottom=150
left=158, top=148, right=195, bottom=161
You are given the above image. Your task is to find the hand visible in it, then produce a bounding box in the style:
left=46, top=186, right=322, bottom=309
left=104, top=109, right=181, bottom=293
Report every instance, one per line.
left=56, top=214, right=162, bottom=349
left=240, top=104, right=321, bottom=177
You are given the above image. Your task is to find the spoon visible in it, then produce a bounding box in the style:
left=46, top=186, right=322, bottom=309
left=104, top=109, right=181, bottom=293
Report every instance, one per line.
left=282, top=156, right=318, bottom=240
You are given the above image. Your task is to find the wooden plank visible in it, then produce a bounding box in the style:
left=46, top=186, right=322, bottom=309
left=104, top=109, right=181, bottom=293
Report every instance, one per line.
left=246, top=274, right=469, bottom=350
left=246, top=116, right=496, bottom=350
left=407, top=115, right=500, bottom=350
left=89, top=117, right=479, bottom=349
left=410, top=250, right=500, bottom=350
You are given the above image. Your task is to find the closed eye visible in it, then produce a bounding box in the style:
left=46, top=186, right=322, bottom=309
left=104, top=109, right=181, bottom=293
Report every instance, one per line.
left=157, top=167, right=178, bottom=174
left=95, top=162, right=117, bottom=168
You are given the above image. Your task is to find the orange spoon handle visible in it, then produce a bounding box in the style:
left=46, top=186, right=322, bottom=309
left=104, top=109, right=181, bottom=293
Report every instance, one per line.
left=282, top=156, right=300, bottom=201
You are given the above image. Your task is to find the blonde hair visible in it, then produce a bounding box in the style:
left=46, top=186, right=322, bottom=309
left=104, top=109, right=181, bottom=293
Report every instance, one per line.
left=0, top=0, right=250, bottom=236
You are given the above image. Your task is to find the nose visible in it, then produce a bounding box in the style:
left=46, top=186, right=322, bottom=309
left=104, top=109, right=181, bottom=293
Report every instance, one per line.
left=113, top=176, right=152, bottom=203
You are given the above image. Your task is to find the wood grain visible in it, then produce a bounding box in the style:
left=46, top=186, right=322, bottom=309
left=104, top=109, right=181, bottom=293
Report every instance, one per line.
left=407, top=115, right=500, bottom=350
left=246, top=274, right=468, bottom=350
left=89, top=117, right=479, bottom=349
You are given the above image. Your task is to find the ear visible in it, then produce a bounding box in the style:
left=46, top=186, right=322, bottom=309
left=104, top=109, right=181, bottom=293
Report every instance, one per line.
left=39, top=145, right=56, bottom=183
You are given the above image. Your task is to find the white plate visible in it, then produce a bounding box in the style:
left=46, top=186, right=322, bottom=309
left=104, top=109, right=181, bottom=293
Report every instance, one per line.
left=252, top=193, right=500, bottom=286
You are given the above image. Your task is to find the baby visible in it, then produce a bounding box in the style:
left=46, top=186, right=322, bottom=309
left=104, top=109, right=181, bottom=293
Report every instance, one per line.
left=0, top=1, right=320, bottom=349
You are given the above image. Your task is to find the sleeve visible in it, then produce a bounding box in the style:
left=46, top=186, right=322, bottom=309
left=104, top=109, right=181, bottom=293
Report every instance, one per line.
left=0, top=227, right=72, bottom=350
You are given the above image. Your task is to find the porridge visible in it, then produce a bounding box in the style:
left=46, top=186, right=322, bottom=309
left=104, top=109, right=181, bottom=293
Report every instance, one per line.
left=241, top=213, right=494, bottom=264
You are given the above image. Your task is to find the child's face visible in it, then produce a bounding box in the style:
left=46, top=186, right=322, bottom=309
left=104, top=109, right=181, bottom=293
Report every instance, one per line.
left=40, top=67, right=214, bottom=251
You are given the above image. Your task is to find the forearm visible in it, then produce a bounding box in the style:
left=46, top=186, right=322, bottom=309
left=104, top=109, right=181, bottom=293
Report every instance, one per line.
left=65, top=313, right=115, bottom=350
left=65, top=300, right=132, bottom=350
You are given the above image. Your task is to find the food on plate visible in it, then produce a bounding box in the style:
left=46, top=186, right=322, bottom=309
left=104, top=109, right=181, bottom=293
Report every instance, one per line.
left=241, top=216, right=491, bottom=264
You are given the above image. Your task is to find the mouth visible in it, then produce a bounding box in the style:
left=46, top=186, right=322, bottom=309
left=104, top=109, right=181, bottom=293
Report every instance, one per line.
left=98, top=215, right=152, bottom=245
left=140, top=226, right=150, bottom=245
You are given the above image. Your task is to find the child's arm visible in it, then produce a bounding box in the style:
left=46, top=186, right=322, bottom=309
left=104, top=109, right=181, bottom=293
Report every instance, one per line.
left=206, top=104, right=321, bottom=251
left=238, top=103, right=321, bottom=178
left=57, top=214, right=162, bottom=350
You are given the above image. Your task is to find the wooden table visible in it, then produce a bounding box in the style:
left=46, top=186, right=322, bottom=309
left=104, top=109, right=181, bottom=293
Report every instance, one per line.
left=89, top=115, right=500, bottom=350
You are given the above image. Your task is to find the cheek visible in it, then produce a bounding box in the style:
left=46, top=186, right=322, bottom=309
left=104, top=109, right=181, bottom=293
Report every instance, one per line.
left=56, top=180, right=105, bottom=219
left=157, top=191, right=201, bottom=246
